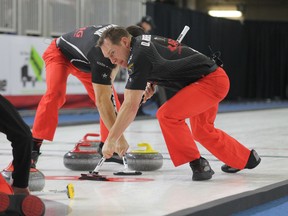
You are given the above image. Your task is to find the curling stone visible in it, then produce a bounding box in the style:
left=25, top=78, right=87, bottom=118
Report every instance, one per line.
left=1, top=163, right=45, bottom=191
left=74, top=133, right=102, bottom=149
left=63, top=133, right=102, bottom=171
left=126, top=143, right=163, bottom=171
left=28, top=168, right=46, bottom=191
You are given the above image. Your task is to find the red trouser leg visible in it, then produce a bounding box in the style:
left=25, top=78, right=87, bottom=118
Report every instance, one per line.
left=156, top=67, right=250, bottom=168
left=33, top=40, right=121, bottom=142
left=32, top=41, right=69, bottom=141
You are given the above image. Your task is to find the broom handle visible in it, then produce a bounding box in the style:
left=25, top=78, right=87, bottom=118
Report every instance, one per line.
left=176, top=25, right=190, bottom=43
left=122, top=156, right=129, bottom=170
left=92, top=157, right=106, bottom=172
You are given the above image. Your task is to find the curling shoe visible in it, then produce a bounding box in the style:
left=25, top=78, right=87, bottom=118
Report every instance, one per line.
left=190, top=157, right=215, bottom=181
left=0, top=192, right=45, bottom=216
left=221, top=149, right=261, bottom=173
left=97, top=142, right=123, bottom=164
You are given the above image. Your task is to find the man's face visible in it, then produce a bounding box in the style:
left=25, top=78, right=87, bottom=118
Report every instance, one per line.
left=101, top=37, right=130, bottom=68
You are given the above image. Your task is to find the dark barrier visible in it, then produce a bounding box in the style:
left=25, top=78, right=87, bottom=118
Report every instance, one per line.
left=243, top=21, right=288, bottom=99
left=146, top=2, right=288, bottom=100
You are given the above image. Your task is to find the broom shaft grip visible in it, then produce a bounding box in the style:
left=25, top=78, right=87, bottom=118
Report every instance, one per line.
left=176, top=25, right=190, bottom=43
left=93, top=156, right=106, bottom=172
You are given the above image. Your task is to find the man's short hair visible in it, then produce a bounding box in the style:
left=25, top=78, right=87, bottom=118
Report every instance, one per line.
left=97, top=27, right=130, bottom=47
left=126, top=25, right=145, bottom=37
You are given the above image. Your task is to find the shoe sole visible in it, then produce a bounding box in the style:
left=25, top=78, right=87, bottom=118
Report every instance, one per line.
left=0, top=193, right=10, bottom=212
left=0, top=193, right=45, bottom=216
left=222, top=154, right=262, bottom=173
left=22, top=195, right=45, bottom=216
left=192, top=170, right=215, bottom=181
left=221, top=166, right=241, bottom=173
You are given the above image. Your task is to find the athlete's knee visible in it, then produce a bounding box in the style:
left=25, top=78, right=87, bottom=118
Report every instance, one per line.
left=156, top=108, right=178, bottom=125
left=44, top=91, right=66, bottom=106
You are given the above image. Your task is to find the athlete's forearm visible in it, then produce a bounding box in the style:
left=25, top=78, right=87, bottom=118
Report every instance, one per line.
left=93, top=83, right=117, bottom=129
left=106, top=89, right=143, bottom=143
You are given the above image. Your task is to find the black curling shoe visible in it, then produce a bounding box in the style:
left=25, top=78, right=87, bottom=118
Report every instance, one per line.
left=190, top=157, right=215, bottom=181
left=221, top=149, right=261, bottom=173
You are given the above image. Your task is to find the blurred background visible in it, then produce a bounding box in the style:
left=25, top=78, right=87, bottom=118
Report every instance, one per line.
left=1, top=0, right=288, bottom=114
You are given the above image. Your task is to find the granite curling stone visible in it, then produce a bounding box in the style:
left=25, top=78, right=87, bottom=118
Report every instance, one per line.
left=126, top=143, right=163, bottom=171
left=63, top=133, right=102, bottom=171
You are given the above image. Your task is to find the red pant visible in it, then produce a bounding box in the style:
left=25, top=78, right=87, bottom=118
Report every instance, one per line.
left=156, top=67, right=250, bottom=168
left=33, top=39, right=121, bottom=142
